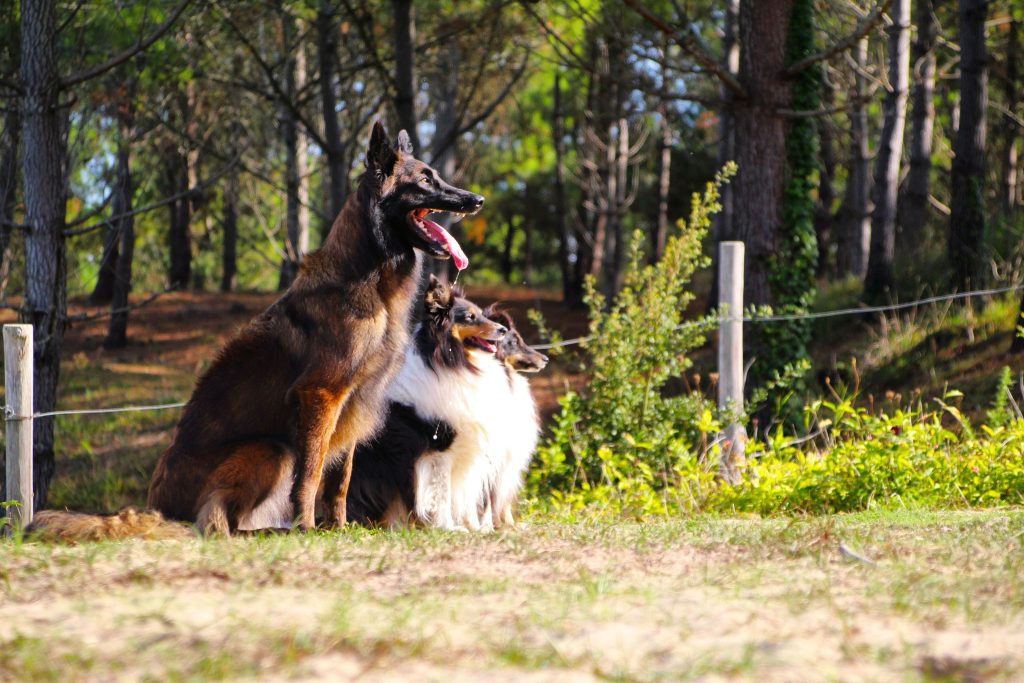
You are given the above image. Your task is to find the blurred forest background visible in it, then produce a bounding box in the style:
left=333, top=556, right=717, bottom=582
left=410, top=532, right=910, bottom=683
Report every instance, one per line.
left=1, top=0, right=1023, bottom=504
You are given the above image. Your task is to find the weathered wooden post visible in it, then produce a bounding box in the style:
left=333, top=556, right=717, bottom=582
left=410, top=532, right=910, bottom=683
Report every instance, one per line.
left=4, top=324, right=33, bottom=530
left=717, top=242, right=746, bottom=484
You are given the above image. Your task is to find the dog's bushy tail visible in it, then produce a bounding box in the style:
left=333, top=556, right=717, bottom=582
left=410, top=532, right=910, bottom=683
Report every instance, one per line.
left=25, top=507, right=196, bottom=544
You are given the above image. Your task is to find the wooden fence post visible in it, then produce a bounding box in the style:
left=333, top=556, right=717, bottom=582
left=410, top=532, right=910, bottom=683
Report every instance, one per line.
left=4, top=324, right=33, bottom=531
left=717, top=242, right=746, bottom=484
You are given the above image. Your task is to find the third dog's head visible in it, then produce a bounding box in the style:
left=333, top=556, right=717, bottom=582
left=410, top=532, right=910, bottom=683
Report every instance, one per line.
left=485, top=307, right=548, bottom=373
left=418, top=275, right=507, bottom=371
left=365, top=122, right=484, bottom=269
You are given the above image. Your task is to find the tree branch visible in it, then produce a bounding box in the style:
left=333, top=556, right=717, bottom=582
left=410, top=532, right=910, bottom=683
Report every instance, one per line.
left=777, top=94, right=874, bottom=118
left=60, top=0, right=192, bottom=88
left=429, top=53, right=529, bottom=165
left=621, top=0, right=747, bottom=100
left=785, top=0, right=895, bottom=77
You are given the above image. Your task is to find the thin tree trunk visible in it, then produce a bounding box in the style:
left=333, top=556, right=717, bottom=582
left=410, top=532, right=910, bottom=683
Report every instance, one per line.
left=814, top=68, right=837, bottom=276
left=708, top=0, right=739, bottom=310
left=105, top=102, right=135, bottom=349
left=221, top=155, right=239, bottom=293
left=20, top=0, right=67, bottom=508
left=0, top=104, right=18, bottom=298
left=731, top=0, right=792, bottom=307
left=608, top=117, right=628, bottom=295
left=317, top=0, right=347, bottom=224
left=836, top=37, right=872, bottom=278
left=428, top=43, right=459, bottom=279
left=552, top=71, right=576, bottom=303
left=167, top=151, right=191, bottom=289
left=1002, top=17, right=1019, bottom=213
left=279, top=18, right=309, bottom=290
left=502, top=216, right=515, bottom=284
left=865, top=0, right=911, bottom=302
left=654, top=99, right=671, bottom=262
left=899, top=0, right=938, bottom=245
left=948, top=0, right=989, bottom=292
left=391, top=0, right=420, bottom=152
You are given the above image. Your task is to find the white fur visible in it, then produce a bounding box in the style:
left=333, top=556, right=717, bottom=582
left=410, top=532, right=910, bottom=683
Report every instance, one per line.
left=488, top=371, right=540, bottom=527
left=386, top=336, right=514, bottom=530
left=237, top=459, right=294, bottom=531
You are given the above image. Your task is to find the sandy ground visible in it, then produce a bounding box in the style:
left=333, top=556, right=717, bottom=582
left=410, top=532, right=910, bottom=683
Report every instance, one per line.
left=2, top=512, right=1024, bottom=681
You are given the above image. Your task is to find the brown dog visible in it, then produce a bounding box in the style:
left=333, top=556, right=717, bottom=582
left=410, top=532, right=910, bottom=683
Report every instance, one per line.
left=142, top=122, right=483, bottom=534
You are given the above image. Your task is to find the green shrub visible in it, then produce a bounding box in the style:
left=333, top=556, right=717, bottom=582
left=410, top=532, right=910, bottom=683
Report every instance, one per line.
left=527, top=166, right=733, bottom=515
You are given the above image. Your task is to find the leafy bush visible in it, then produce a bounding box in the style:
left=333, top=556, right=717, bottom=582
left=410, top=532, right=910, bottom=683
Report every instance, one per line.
left=528, top=166, right=733, bottom=514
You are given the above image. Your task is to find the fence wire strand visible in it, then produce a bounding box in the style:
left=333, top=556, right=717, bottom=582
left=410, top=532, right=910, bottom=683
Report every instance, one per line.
left=5, top=283, right=1024, bottom=416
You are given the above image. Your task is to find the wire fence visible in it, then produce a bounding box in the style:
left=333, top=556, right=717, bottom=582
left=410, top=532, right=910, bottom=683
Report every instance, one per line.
left=531, top=282, right=1024, bottom=350
left=5, top=281, right=1024, bottom=416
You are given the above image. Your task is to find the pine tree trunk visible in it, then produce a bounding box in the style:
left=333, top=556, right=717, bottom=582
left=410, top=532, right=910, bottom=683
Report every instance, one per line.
left=0, top=104, right=18, bottom=297
left=221, top=157, right=238, bottom=293
left=865, top=0, right=911, bottom=302
left=105, top=103, right=135, bottom=350
left=427, top=43, right=459, bottom=280
left=899, top=0, right=938, bottom=245
left=730, top=0, right=792, bottom=307
left=391, top=0, right=420, bottom=152
left=836, top=37, right=872, bottom=278
left=1002, top=18, right=1019, bottom=213
left=654, top=100, right=671, bottom=263
left=948, top=0, right=989, bottom=291
left=552, top=71, right=577, bottom=304
left=814, top=68, right=837, bottom=276
left=317, top=0, right=347, bottom=224
left=20, top=0, right=67, bottom=508
left=279, top=18, right=309, bottom=290
left=167, top=152, right=191, bottom=289
left=90, top=214, right=119, bottom=303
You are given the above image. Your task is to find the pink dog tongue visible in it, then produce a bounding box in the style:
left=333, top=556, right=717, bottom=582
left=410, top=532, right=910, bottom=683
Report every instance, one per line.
left=422, top=217, right=469, bottom=270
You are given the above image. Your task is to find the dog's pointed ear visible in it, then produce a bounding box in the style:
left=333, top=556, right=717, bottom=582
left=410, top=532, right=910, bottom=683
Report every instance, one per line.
left=395, top=129, right=414, bottom=157
left=367, top=121, right=397, bottom=180
left=424, top=274, right=451, bottom=313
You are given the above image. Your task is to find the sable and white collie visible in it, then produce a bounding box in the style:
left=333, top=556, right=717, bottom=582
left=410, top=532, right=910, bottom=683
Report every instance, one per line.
left=346, top=276, right=508, bottom=530
left=481, top=308, right=547, bottom=529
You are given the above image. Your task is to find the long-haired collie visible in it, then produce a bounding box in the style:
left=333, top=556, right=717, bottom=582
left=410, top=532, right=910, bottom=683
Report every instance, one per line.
left=482, top=308, right=547, bottom=528
left=346, top=292, right=547, bottom=531
left=346, top=276, right=508, bottom=530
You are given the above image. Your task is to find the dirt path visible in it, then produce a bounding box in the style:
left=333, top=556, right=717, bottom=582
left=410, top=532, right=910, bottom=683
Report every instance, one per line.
left=2, top=511, right=1023, bottom=681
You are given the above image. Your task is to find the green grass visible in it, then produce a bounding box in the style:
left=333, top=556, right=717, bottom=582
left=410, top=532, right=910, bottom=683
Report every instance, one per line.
left=3, top=511, right=1024, bottom=681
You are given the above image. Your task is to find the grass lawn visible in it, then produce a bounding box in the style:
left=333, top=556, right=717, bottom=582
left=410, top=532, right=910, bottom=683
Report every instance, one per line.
left=2, top=509, right=1024, bottom=681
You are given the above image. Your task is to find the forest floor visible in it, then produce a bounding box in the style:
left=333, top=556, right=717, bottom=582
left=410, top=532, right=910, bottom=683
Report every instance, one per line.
left=3, top=510, right=1024, bottom=682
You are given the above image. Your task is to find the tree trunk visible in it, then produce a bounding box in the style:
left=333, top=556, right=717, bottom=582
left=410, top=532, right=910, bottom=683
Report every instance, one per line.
left=221, top=157, right=239, bottom=293
left=391, top=0, right=420, bottom=152
left=836, top=37, right=872, bottom=278
left=1002, top=17, right=1019, bottom=213
left=899, top=0, right=938, bottom=245
left=167, top=152, right=191, bottom=289
left=428, top=43, right=459, bottom=280
left=89, top=210, right=119, bottom=303
left=279, top=18, right=310, bottom=290
left=729, top=0, right=792, bottom=308
left=654, top=100, right=672, bottom=263
left=502, top=216, right=515, bottom=284
left=105, top=103, right=135, bottom=349
left=552, top=71, right=577, bottom=304
left=948, top=0, right=988, bottom=292
left=317, top=0, right=347, bottom=225
left=865, top=0, right=911, bottom=302
left=20, top=0, right=67, bottom=508
left=608, top=117, right=629, bottom=295
left=814, top=68, right=837, bottom=276
left=0, top=103, right=18, bottom=298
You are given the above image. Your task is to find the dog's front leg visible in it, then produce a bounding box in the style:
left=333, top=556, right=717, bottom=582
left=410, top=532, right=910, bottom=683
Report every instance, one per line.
left=290, top=386, right=347, bottom=531
left=321, top=443, right=356, bottom=528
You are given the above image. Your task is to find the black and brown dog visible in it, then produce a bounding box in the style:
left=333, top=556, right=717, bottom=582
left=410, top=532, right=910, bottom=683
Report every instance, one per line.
left=29, top=122, right=484, bottom=539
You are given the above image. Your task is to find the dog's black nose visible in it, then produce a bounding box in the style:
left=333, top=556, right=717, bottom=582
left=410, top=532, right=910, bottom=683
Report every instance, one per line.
left=539, top=353, right=549, bottom=364
left=496, top=324, right=508, bottom=336
left=470, top=194, right=485, bottom=210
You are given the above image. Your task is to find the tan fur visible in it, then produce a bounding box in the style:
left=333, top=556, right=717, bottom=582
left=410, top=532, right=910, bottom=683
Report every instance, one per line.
left=26, top=508, right=195, bottom=544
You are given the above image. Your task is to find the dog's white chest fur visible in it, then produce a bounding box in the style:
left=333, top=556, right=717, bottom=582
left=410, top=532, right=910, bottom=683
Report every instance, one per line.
left=387, top=345, right=513, bottom=530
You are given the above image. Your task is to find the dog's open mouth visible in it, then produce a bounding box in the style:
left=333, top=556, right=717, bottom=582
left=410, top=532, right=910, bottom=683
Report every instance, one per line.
left=465, top=337, right=497, bottom=353
left=409, top=209, right=469, bottom=270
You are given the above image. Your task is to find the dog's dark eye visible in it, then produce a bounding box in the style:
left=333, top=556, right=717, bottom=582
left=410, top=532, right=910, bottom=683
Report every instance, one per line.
left=420, top=176, right=431, bottom=186
left=466, top=313, right=476, bottom=322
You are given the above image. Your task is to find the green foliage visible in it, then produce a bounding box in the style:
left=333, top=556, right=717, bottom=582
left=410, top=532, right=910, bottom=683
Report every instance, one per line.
left=986, top=366, right=1016, bottom=428
left=529, top=389, right=1024, bottom=517
left=527, top=165, right=734, bottom=513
